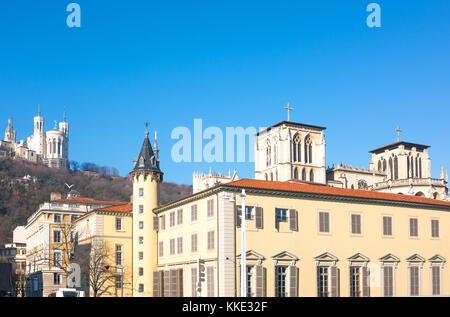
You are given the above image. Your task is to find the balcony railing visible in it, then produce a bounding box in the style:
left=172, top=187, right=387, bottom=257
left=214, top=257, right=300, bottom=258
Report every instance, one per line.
left=371, top=178, right=447, bottom=190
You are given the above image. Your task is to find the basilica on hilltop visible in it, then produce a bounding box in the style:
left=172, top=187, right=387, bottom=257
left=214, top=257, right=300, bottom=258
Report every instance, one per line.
left=0, top=106, right=69, bottom=169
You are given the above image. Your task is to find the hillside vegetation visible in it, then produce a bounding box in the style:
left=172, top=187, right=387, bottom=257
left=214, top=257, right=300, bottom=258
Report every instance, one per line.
left=0, top=158, right=192, bottom=246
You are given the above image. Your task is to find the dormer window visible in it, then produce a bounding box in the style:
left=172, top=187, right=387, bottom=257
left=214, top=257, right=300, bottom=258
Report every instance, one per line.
left=139, top=158, right=144, bottom=167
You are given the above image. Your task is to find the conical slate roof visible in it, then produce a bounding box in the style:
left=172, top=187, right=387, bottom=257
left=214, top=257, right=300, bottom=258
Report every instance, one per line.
left=133, top=132, right=161, bottom=172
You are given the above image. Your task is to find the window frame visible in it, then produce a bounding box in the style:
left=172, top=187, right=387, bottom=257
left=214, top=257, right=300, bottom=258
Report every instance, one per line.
left=318, top=210, right=331, bottom=234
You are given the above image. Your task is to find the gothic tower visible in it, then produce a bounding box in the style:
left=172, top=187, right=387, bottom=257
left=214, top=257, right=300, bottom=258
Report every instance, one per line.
left=130, top=126, right=163, bottom=296
left=4, top=118, right=16, bottom=143
left=32, top=105, right=45, bottom=157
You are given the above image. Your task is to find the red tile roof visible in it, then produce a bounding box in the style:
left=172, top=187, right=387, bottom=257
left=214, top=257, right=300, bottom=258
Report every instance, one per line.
left=52, top=197, right=127, bottom=206
left=95, top=203, right=133, bottom=213
left=224, top=179, right=450, bottom=207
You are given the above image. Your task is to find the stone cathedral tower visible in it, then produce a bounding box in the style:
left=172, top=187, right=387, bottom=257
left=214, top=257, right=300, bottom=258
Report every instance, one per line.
left=130, top=126, right=163, bottom=297
left=255, top=121, right=327, bottom=183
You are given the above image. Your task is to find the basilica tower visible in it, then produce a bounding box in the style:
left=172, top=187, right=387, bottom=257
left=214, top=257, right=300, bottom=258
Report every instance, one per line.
left=130, top=126, right=163, bottom=297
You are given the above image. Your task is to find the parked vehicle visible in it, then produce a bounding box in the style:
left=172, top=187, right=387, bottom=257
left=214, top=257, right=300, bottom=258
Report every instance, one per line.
left=48, top=288, right=85, bottom=297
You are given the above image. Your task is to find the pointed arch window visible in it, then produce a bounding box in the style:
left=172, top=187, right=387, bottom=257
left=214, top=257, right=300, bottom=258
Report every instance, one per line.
left=293, top=168, right=298, bottom=180
left=389, top=157, right=393, bottom=179
left=292, top=134, right=301, bottom=163
left=310, top=170, right=314, bottom=182
left=301, top=168, right=306, bottom=181
left=266, top=140, right=271, bottom=167
left=418, top=158, right=422, bottom=178
left=304, top=136, right=312, bottom=164
left=394, top=156, right=399, bottom=180
left=273, top=140, right=278, bottom=165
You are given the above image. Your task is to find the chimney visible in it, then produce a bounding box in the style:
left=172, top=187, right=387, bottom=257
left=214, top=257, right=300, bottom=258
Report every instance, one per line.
left=50, top=192, right=62, bottom=201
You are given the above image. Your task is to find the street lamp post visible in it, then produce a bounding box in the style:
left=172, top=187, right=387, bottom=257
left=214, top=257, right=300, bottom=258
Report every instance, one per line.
left=105, top=265, right=124, bottom=297
left=240, top=189, right=247, bottom=297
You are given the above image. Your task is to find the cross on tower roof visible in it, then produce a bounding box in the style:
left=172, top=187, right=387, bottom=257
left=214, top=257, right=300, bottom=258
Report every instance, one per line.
left=284, top=102, right=294, bottom=121
left=396, top=125, right=403, bottom=141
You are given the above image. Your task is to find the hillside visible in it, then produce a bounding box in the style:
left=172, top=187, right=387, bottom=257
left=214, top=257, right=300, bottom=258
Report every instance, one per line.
left=0, top=158, right=192, bottom=246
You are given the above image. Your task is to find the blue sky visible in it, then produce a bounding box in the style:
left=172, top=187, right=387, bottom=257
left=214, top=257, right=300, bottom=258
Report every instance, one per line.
left=0, top=1, right=449, bottom=185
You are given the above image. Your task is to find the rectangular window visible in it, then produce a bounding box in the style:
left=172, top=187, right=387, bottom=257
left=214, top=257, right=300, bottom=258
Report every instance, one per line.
left=53, top=273, right=61, bottom=285
left=207, top=231, right=215, bottom=250
left=177, top=209, right=183, bottom=225
left=191, top=234, right=198, bottom=253
left=275, top=266, right=287, bottom=297
left=159, top=241, right=164, bottom=257
left=115, top=245, right=123, bottom=266
left=139, top=205, right=144, bottom=214
left=409, top=266, right=419, bottom=296
left=383, top=266, right=394, bottom=297
left=191, top=205, right=198, bottom=222
left=317, top=266, right=329, bottom=297
left=53, top=230, right=61, bottom=243
left=139, top=221, right=144, bottom=230
left=319, top=212, right=330, bottom=233
left=246, top=266, right=253, bottom=297
left=54, top=214, right=61, bottom=223
left=139, top=284, right=144, bottom=293
left=432, top=266, right=441, bottom=295
left=139, top=236, right=144, bottom=245
left=351, top=214, right=361, bottom=235
left=431, top=219, right=439, bottom=238
left=170, top=212, right=175, bottom=227
left=409, top=218, right=418, bottom=237
left=207, top=199, right=214, bottom=218
left=138, top=252, right=143, bottom=261
left=53, top=251, right=62, bottom=267
left=207, top=266, right=214, bottom=297
left=275, top=208, right=287, bottom=223
left=170, top=239, right=175, bottom=255
left=383, top=216, right=392, bottom=236
left=177, top=237, right=183, bottom=254
left=115, top=276, right=122, bottom=290
left=350, top=267, right=361, bottom=297
left=116, top=217, right=123, bottom=231
left=139, top=267, right=144, bottom=277
left=139, top=188, right=144, bottom=197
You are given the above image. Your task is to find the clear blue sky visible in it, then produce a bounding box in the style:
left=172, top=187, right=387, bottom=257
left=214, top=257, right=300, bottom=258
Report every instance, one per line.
left=0, top=1, right=449, bottom=185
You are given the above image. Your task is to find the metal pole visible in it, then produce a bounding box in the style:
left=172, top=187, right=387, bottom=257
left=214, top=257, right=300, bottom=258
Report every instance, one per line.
left=240, top=189, right=247, bottom=297
left=121, top=266, right=124, bottom=297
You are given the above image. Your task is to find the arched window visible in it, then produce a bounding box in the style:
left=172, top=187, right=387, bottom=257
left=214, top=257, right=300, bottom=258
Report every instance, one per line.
left=418, top=158, right=422, bottom=178
left=294, top=168, right=298, bottom=180
left=309, top=170, right=314, bottom=182
left=275, top=170, right=278, bottom=181
left=266, top=140, right=271, bottom=167
left=301, top=168, right=306, bottom=181
left=394, top=156, right=399, bottom=180
left=415, top=156, right=419, bottom=178
left=273, top=140, right=278, bottom=165
left=292, top=134, right=301, bottom=163
left=378, top=161, right=382, bottom=172
left=304, top=136, right=312, bottom=164
left=270, top=173, right=273, bottom=181
left=407, top=156, right=410, bottom=178
left=383, top=159, right=387, bottom=172
left=265, top=173, right=268, bottom=181
left=389, top=157, right=393, bottom=179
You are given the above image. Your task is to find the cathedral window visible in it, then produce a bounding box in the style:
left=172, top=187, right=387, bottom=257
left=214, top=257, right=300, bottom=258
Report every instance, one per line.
left=310, top=170, right=314, bottom=182
left=301, top=168, right=306, bottom=181
left=418, top=158, right=422, bottom=178
left=292, top=134, right=301, bottom=163
left=378, top=161, right=382, bottom=172
left=273, top=140, right=278, bottom=165
left=304, top=136, right=312, bottom=164
left=394, top=156, right=399, bottom=180
left=415, top=157, right=419, bottom=178
left=266, top=140, right=271, bottom=167
left=293, top=168, right=298, bottom=180
left=389, top=157, right=393, bottom=179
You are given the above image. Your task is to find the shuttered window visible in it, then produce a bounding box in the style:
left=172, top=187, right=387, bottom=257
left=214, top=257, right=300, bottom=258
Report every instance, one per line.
left=163, top=271, right=170, bottom=297
left=207, top=267, right=214, bottom=296
left=160, top=215, right=165, bottom=230
left=207, top=199, right=214, bottom=218
left=191, top=267, right=197, bottom=297
left=170, top=270, right=177, bottom=297
left=207, top=231, right=215, bottom=250
left=431, top=220, right=439, bottom=238
left=255, top=207, right=263, bottom=229
left=383, top=266, right=394, bottom=297
left=191, top=234, right=198, bottom=253
left=177, top=209, right=183, bottom=225
left=254, top=265, right=265, bottom=297
left=319, top=212, right=330, bottom=233
left=170, top=212, right=175, bottom=227
left=288, top=265, right=299, bottom=297
left=158, top=241, right=163, bottom=257
left=191, top=205, right=198, bottom=222
left=177, top=237, right=183, bottom=254
left=317, top=266, right=328, bottom=297
left=170, top=239, right=175, bottom=255
left=432, top=266, right=441, bottom=295
left=289, top=209, right=298, bottom=231
left=351, top=214, right=361, bottom=234
left=409, top=218, right=418, bottom=237
left=153, top=271, right=160, bottom=297
left=383, top=216, right=392, bottom=236
left=350, top=266, right=368, bottom=297
left=409, top=266, right=419, bottom=296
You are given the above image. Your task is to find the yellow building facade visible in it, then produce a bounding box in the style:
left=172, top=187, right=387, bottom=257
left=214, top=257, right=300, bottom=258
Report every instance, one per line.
left=149, top=179, right=449, bottom=297
left=73, top=203, right=133, bottom=297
